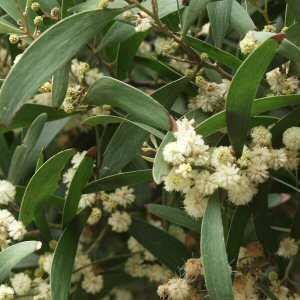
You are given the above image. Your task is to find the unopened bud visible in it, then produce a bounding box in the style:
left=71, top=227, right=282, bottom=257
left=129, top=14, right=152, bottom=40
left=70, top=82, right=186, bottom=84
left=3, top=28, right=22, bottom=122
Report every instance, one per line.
left=9, top=34, right=20, bottom=44
left=50, top=7, right=60, bottom=19
left=31, top=2, right=40, bottom=12
left=34, top=16, right=43, bottom=26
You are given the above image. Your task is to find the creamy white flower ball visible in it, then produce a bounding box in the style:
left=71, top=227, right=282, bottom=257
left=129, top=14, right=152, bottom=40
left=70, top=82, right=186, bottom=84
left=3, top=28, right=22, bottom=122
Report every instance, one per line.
left=282, top=127, right=300, bottom=151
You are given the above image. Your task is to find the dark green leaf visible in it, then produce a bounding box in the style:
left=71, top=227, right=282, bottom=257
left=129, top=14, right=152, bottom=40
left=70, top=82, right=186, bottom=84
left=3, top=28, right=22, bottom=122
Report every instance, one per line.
left=226, top=206, right=251, bottom=267
left=226, top=38, right=279, bottom=156
left=51, top=209, right=89, bottom=300
left=207, top=0, right=233, bottom=47
left=147, top=204, right=202, bottom=233
left=201, top=191, right=234, bottom=300
left=52, top=62, right=70, bottom=107
left=185, top=36, right=242, bottom=71
left=196, top=95, right=300, bottom=137
left=0, top=17, right=21, bottom=34
left=0, top=241, right=41, bottom=282
left=130, top=218, right=190, bottom=273
left=271, top=107, right=300, bottom=147
left=20, top=149, right=75, bottom=225
left=100, top=123, right=148, bottom=177
left=62, top=156, right=94, bottom=227
left=84, top=169, right=152, bottom=193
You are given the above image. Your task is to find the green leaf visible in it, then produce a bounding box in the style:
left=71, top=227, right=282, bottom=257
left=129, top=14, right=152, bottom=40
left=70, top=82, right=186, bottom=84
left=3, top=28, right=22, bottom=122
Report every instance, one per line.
left=226, top=206, right=251, bottom=267
left=83, top=115, right=164, bottom=139
left=182, top=0, right=211, bottom=36
left=207, top=0, right=233, bottom=47
left=0, top=134, right=11, bottom=175
left=100, top=123, right=148, bottom=177
left=147, top=204, right=202, bottom=233
left=151, top=77, right=191, bottom=110
left=196, top=95, right=300, bottom=137
left=0, top=241, right=42, bottom=282
left=230, top=0, right=255, bottom=35
left=51, top=209, right=89, bottom=300
left=286, top=0, right=300, bottom=22
left=8, top=113, right=48, bottom=184
left=226, top=38, right=279, bottom=156
left=86, top=77, right=171, bottom=130
left=153, top=132, right=175, bottom=184
left=130, top=218, right=190, bottom=273
left=20, top=149, right=75, bottom=226
left=61, top=0, right=75, bottom=18
left=0, top=8, right=123, bottom=125
left=115, top=31, right=148, bottom=80
left=0, top=0, right=24, bottom=22
left=279, top=39, right=300, bottom=64
left=185, top=36, right=242, bottom=71
left=52, top=62, right=70, bottom=107
left=0, top=17, right=21, bottom=34
left=201, top=191, right=234, bottom=300
left=251, top=181, right=277, bottom=254
left=62, top=156, right=94, bottom=227
left=271, top=107, right=300, bottom=147
left=0, top=104, right=71, bottom=132
left=84, top=169, right=152, bottom=193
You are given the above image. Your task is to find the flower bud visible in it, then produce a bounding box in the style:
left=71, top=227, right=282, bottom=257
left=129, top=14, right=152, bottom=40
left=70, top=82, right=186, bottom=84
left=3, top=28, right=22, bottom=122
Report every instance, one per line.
left=50, top=7, right=60, bottom=19
left=31, top=2, right=40, bottom=12
left=34, top=16, right=43, bottom=26
left=9, top=34, right=20, bottom=45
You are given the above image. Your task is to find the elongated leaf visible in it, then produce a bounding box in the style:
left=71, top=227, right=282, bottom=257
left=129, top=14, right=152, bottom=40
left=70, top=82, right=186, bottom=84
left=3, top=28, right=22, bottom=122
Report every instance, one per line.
left=0, top=17, right=21, bottom=34
left=8, top=113, right=47, bottom=184
left=0, top=241, right=42, bottom=282
left=0, top=0, right=25, bottom=22
left=271, top=107, right=300, bottom=147
left=226, top=206, right=251, bottom=267
left=51, top=209, right=89, bottom=300
left=279, top=39, right=300, bottom=64
left=83, top=115, right=164, bottom=139
left=130, top=219, right=190, bottom=273
left=230, top=0, right=255, bottom=35
left=287, top=0, right=300, bottom=22
left=151, top=77, right=191, bottom=110
left=182, top=0, right=211, bottom=36
left=251, top=181, right=277, bottom=254
left=0, top=9, right=123, bottom=125
left=52, top=62, right=70, bottom=107
left=207, top=0, right=233, bottom=47
left=185, top=36, right=242, bottom=71
left=20, top=149, right=75, bottom=225
left=201, top=192, right=234, bottom=300
left=226, top=38, right=279, bottom=156
left=196, top=95, right=300, bottom=137
left=62, top=0, right=75, bottom=18
left=153, top=132, right=175, bottom=184
left=86, top=77, right=171, bottom=130
left=147, top=204, right=201, bottom=233
left=100, top=123, right=148, bottom=177
left=84, top=169, right=152, bottom=193
left=0, top=134, right=10, bottom=175
left=0, top=104, right=71, bottom=132
left=62, top=156, right=94, bottom=227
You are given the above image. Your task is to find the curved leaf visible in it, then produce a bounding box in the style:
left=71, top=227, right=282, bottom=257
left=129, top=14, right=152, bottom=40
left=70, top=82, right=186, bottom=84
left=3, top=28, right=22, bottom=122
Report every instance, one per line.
left=271, top=106, right=300, bottom=147
left=196, top=95, right=300, bottom=137
left=201, top=191, right=234, bottom=300
left=62, top=156, right=94, bottom=227
left=0, top=8, right=123, bottom=125
left=20, top=149, right=75, bottom=225
left=226, top=38, right=280, bottom=156
left=52, top=62, right=70, bottom=107
left=147, top=204, right=202, bottom=233
left=0, top=241, right=42, bottom=282
left=84, top=169, right=152, bottom=193
left=153, top=132, right=175, bottom=184
left=51, top=209, right=89, bottom=300
left=130, top=218, right=190, bottom=273
left=86, top=77, right=171, bottom=130
left=83, top=115, right=164, bottom=139
left=185, top=36, right=242, bottom=71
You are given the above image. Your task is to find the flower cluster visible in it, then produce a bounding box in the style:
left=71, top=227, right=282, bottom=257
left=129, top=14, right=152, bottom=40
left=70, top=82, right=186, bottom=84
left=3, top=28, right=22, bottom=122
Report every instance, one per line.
left=162, top=118, right=300, bottom=219
left=189, top=75, right=230, bottom=113
left=266, top=66, right=300, bottom=96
